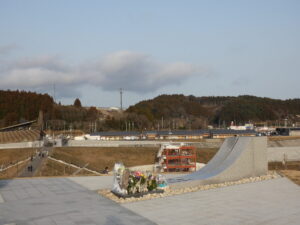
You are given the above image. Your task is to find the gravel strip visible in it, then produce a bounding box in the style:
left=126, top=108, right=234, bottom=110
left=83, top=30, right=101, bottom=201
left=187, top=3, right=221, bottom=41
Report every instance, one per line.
left=98, top=172, right=279, bottom=204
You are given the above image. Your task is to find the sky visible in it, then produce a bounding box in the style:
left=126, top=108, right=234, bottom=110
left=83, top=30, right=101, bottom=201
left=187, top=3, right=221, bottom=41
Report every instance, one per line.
left=0, top=0, right=299, bottom=108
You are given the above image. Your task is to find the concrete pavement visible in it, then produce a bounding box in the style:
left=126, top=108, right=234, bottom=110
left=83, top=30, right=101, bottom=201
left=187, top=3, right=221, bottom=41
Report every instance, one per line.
left=0, top=178, right=154, bottom=225
left=124, top=177, right=300, bottom=225
left=19, top=147, right=52, bottom=178
left=67, top=174, right=183, bottom=191
left=0, top=176, right=299, bottom=225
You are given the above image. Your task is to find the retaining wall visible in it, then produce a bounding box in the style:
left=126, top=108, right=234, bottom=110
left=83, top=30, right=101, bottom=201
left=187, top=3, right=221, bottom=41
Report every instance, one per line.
left=0, top=141, right=43, bottom=149
left=66, top=139, right=223, bottom=148
left=267, top=147, right=300, bottom=162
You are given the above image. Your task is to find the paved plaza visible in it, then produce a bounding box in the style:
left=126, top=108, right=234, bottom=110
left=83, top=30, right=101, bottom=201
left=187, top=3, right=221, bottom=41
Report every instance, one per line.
left=0, top=178, right=155, bottom=225
left=0, top=176, right=299, bottom=225
left=124, top=177, right=300, bottom=225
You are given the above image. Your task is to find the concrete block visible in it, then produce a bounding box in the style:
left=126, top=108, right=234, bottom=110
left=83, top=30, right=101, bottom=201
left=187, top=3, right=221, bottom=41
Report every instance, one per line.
left=168, top=136, right=268, bottom=189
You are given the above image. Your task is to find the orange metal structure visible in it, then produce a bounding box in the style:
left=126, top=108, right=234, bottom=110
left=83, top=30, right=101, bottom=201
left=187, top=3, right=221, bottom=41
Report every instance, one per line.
left=163, top=145, right=196, bottom=172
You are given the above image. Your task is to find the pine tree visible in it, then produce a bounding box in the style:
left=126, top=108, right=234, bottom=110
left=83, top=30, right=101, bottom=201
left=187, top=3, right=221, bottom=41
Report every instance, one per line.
left=74, top=98, right=82, bottom=108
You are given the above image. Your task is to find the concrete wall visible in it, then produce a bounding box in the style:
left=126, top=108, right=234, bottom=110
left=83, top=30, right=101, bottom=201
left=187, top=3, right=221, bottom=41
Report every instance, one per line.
left=168, top=136, right=268, bottom=189
left=268, top=138, right=300, bottom=147
left=267, top=147, right=300, bottom=162
left=0, top=141, right=42, bottom=149
left=66, top=139, right=223, bottom=148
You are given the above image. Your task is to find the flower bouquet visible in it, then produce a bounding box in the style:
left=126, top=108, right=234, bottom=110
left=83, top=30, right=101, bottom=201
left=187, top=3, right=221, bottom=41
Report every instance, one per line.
left=112, top=162, right=168, bottom=198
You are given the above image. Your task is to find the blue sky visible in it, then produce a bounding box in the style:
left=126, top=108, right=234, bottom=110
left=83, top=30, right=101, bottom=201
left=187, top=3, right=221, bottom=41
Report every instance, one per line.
left=0, top=0, right=299, bottom=107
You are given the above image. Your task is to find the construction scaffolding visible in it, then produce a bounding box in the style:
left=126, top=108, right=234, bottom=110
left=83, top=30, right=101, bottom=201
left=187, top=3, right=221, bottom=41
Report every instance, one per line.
left=157, top=144, right=196, bottom=172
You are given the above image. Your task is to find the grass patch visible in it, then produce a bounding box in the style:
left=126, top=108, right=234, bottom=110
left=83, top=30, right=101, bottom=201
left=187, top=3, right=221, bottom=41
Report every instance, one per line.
left=0, top=148, right=38, bottom=179
left=0, top=148, right=37, bottom=167
left=52, top=147, right=158, bottom=172
left=52, top=147, right=219, bottom=172
left=268, top=161, right=300, bottom=185
left=37, top=159, right=95, bottom=177
left=196, top=148, right=218, bottom=164
left=0, top=160, right=28, bottom=179
left=268, top=161, right=300, bottom=170
left=268, top=136, right=300, bottom=141
left=280, top=170, right=300, bottom=185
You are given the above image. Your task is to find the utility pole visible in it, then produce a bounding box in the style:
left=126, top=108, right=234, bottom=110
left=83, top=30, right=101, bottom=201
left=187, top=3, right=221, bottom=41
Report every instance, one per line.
left=120, top=88, right=123, bottom=110
left=284, top=118, right=288, bottom=128
left=53, top=83, right=56, bottom=103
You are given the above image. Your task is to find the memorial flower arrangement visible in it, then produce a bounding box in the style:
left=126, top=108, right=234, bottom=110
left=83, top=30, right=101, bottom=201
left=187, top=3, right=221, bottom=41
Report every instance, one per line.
left=112, top=163, right=168, bottom=197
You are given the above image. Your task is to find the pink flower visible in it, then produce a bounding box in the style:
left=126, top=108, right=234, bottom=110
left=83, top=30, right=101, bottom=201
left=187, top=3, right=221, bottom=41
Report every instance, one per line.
left=134, top=171, right=142, bottom=177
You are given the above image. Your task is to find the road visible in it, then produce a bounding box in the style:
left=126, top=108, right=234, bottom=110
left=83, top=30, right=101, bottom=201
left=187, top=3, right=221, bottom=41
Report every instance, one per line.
left=19, top=147, right=52, bottom=177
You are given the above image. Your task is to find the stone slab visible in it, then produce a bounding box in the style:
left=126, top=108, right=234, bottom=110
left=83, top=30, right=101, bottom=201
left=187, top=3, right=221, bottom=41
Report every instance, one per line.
left=168, top=137, right=268, bottom=189
left=268, top=146, right=300, bottom=162
left=0, top=178, right=155, bottom=225
left=124, top=177, right=300, bottom=225
left=0, top=193, right=4, bottom=203
left=68, top=174, right=184, bottom=191
left=0, top=175, right=299, bottom=225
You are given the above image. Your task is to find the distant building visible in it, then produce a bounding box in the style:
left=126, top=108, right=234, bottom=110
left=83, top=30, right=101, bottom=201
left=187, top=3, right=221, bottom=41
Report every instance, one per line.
left=210, top=129, right=256, bottom=138
left=230, top=123, right=254, bottom=130
left=87, top=129, right=257, bottom=140
left=276, top=127, right=300, bottom=136
left=90, top=131, right=140, bottom=140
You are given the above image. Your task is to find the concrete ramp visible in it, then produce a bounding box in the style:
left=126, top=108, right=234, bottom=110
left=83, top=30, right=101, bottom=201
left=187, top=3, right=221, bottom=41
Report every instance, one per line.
left=168, top=136, right=267, bottom=189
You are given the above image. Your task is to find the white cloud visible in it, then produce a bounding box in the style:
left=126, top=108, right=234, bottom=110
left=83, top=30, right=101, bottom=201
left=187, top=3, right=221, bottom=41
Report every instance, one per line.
left=0, top=44, right=18, bottom=55
left=0, top=50, right=211, bottom=97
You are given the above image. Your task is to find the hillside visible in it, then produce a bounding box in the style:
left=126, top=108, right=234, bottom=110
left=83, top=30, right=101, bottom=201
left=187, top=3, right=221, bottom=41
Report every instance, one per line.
left=0, top=90, right=54, bottom=127
left=1, top=90, right=300, bottom=131
left=126, top=95, right=300, bottom=129
left=0, top=90, right=103, bottom=131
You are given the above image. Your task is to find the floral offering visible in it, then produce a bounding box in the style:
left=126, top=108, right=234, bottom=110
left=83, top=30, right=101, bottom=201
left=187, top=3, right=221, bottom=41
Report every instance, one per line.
left=112, top=162, right=168, bottom=197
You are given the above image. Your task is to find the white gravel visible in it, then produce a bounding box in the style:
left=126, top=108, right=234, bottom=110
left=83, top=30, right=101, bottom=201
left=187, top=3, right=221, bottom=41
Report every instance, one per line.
left=98, top=172, right=279, bottom=204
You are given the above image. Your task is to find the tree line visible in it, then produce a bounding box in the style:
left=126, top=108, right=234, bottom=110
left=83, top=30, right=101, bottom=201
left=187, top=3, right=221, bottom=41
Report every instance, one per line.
left=1, top=90, right=300, bottom=132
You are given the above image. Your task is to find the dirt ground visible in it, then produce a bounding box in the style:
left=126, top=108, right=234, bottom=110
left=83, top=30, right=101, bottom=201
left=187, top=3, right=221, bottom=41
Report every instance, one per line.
left=268, top=161, right=300, bottom=185
left=268, top=161, right=300, bottom=171
left=0, top=161, right=28, bottom=179
left=2, top=145, right=300, bottom=185
left=51, top=147, right=219, bottom=172
left=268, top=136, right=300, bottom=141
left=279, top=170, right=300, bottom=185
left=0, top=148, right=37, bottom=179
left=0, top=148, right=37, bottom=167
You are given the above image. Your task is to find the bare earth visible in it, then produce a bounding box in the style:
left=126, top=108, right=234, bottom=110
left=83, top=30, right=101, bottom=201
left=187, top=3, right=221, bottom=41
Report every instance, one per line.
left=37, top=159, right=95, bottom=176
left=51, top=147, right=218, bottom=172
left=0, top=148, right=37, bottom=179
left=1, top=145, right=300, bottom=186
left=280, top=170, right=300, bottom=185
left=0, top=148, right=36, bottom=167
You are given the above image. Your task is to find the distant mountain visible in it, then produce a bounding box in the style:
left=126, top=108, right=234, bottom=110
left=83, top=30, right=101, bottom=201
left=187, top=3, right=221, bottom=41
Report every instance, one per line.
left=126, top=94, right=300, bottom=129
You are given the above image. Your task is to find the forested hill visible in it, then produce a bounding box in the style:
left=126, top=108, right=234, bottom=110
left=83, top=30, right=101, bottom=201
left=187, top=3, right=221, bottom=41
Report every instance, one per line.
left=126, top=94, right=300, bottom=128
left=0, top=90, right=101, bottom=129
left=1, top=90, right=300, bottom=131
left=0, top=90, right=54, bottom=127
